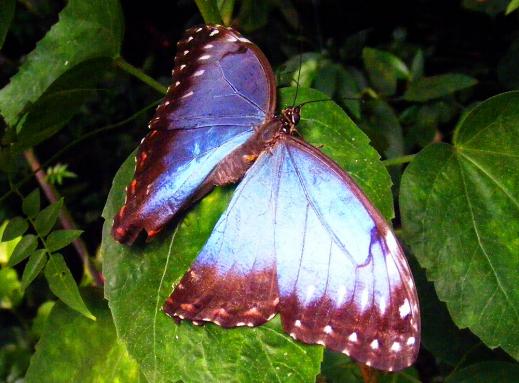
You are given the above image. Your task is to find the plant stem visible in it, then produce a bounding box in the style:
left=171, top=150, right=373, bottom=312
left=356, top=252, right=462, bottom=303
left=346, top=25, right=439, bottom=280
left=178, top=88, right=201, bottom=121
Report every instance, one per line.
left=114, top=57, right=168, bottom=94
left=23, top=149, right=103, bottom=287
left=194, top=0, right=223, bottom=24
left=382, top=154, right=416, bottom=167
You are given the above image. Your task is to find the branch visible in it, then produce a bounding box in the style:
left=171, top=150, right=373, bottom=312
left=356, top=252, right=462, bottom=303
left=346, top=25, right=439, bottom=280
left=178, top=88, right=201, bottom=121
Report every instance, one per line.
left=114, top=57, right=168, bottom=94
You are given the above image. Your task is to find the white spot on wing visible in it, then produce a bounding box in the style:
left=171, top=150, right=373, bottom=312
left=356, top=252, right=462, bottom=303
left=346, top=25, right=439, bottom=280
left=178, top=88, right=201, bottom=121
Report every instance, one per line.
left=407, top=336, right=415, bottom=346
left=195, top=27, right=202, bottom=32
left=209, top=30, right=219, bottom=36
left=204, top=44, right=214, bottom=49
left=370, top=339, right=379, bottom=349
left=181, top=91, right=194, bottom=99
left=227, top=36, right=237, bottom=42
left=294, top=320, right=302, bottom=328
left=348, top=332, right=358, bottom=342
left=180, top=64, right=186, bottom=70
left=183, top=50, right=189, bottom=55
left=187, top=36, right=193, bottom=42
left=323, top=325, right=333, bottom=334
left=391, top=341, right=402, bottom=352
left=316, top=340, right=325, bottom=346
left=193, top=69, right=205, bottom=77
left=399, top=298, right=411, bottom=318
left=199, top=55, right=211, bottom=60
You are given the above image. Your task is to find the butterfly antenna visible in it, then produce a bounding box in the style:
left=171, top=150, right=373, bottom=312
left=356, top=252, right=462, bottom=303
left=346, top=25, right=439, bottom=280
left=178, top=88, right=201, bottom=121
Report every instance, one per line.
left=292, top=20, right=304, bottom=108
left=298, top=95, right=363, bottom=109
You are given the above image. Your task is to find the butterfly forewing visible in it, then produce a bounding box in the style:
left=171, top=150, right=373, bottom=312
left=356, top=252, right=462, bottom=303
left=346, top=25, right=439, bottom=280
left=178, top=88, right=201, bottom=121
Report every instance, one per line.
left=164, top=135, right=420, bottom=372
left=112, top=25, right=277, bottom=244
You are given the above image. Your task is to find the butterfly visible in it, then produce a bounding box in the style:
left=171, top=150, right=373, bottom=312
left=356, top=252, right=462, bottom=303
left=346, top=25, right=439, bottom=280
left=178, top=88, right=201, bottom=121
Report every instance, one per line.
left=112, top=24, right=420, bottom=372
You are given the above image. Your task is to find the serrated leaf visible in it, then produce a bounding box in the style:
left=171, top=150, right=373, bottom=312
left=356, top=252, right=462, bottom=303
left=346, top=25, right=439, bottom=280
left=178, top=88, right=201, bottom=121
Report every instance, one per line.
left=445, top=361, right=519, bottom=382
left=34, top=199, right=63, bottom=237
left=400, top=91, right=519, bottom=360
left=25, top=290, right=143, bottom=383
left=21, top=250, right=47, bottom=290
left=101, top=88, right=393, bottom=382
left=1, top=217, right=28, bottom=242
left=403, top=74, right=477, bottom=102
left=506, top=0, right=519, bottom=14
left=46, top=230, right=83, bottom=253
left=0, top=268, right=22, bottom=309
left=22, top=189, right=40, bottom=218
left=0, top=0, right=15, bottom=49
left=0, top=0, right=123, bottom=127
left=44, top=254, right=95, bottom=320
left=8, top=234, right=38, bottom=267
left=363, top=47, right=410, bottom=95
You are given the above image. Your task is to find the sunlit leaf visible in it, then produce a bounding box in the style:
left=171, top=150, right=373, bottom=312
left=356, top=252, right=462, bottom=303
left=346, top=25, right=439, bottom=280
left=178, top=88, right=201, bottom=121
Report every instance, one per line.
left=400, top=91, right=519, bottom=360
left=1, top=217, right=28, bottom=242
left=25, top=290, right=142, bottom=383
left=8, top=234, right=38, bottom=267
left=0, top=268, right=22, bottom=309
left=44, top=254, right=95, bottom=320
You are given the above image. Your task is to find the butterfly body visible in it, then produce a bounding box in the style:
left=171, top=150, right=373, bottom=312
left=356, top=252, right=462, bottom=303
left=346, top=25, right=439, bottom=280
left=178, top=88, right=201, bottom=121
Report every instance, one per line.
left=112, top=24, right=420, bottom=372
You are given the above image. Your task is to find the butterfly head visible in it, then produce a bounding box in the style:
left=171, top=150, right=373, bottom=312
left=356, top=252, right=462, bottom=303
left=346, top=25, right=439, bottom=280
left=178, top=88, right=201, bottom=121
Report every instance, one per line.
left=280, top=106, right=301, bottom=135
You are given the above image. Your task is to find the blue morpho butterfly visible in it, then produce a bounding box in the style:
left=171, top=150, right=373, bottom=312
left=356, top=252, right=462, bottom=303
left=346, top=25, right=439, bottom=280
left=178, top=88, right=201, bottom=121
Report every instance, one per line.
left=112, top=24, right=420, bottom=372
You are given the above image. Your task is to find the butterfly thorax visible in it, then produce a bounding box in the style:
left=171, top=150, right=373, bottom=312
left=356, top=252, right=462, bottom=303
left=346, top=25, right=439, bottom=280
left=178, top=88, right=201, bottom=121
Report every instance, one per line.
left=279, top=106, right=301, bottom=135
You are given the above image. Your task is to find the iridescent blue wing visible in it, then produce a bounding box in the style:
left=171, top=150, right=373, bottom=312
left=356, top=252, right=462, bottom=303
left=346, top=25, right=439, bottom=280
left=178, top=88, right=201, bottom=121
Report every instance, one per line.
left=164, top=148, right=280, bottom=327
left=274, top=137, right=420, bottom=372
left=164, top=136, right=420, bottom=371
left=112, top=25, right=276, bottom=244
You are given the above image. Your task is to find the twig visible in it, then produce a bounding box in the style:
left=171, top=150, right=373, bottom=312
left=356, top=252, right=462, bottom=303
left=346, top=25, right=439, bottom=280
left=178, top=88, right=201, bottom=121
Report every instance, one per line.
left=114, top=57, right=168, bottom=94
left=23, top=149, right=103, bottom=287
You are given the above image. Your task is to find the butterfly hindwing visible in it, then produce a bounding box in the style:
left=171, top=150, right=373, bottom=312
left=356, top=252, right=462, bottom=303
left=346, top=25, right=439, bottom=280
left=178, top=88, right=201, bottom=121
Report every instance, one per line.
left=275, top=137, right=420, bottom=372
left=165, top=135, right=420, bottom=371
left=112, top=25, right=277, bottom=244
left=163, top=150, right=280, bottom=327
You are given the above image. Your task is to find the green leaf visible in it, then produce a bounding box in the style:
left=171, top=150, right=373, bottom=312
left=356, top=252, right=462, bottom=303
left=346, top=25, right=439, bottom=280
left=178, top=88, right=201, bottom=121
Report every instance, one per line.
left=217, top=0, right=236, bottom=25
left=0, top=0, right=123, bottom=126
left=8, top=234, right=38, bottom=267
left=1, top=217, right=28, bottom=242
left=403, top=74, right=478, bottom=102
left=25, top=290, right=143, bottom=383
left=32, top=301, right=56, bottom=339
left=320, top=350, right=418, bottom=382
left=362, top=47, right=410, bottom=95
left=277, top=53, right=323, bottom=89
left=22, top=189, right=40, bottom=218
left=506, top=0, right=519, bottom=13
left=0, top=268, right=22, bottom=309
left=337, top=67, right=362, bottom=119
left=21, top=250, right=47, bottom=290
left=0, top=0, right=15, bottom=49
left=410, top=49, right=424, bottom=81
left=237, top=0, right=270, bottom=32
left=44, top=254, right=95, bottom=320
left=12, top=58, right=111, bottom=151
left=400, top=91, right=519, bottom=360
left=0, top=221, right=22, bottom=264
left=445, top=361, right=519, bottom=382
left=101, top=88, right=393, bottom=382
left=195, top=0, right=223, bottom=24
left=463, top=0, right=509, bottom=15
left=34, top=198, right=63, bottom=237
left=46, top=230, right=83, bottom=253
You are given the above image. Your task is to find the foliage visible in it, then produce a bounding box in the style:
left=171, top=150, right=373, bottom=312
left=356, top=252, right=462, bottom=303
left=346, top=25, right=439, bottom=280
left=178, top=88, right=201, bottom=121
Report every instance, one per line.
left=1, top=0, right=519, bottom=382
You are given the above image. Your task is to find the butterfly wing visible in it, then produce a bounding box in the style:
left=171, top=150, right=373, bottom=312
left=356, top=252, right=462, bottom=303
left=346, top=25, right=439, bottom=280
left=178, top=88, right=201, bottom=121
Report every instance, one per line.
left=163, top=147, right=280, bottom=327
left=275, top=137, right=420, bottom=372
left=112, top=25, right=276, bottom=244
left=164, top=135, right=420, bottom=371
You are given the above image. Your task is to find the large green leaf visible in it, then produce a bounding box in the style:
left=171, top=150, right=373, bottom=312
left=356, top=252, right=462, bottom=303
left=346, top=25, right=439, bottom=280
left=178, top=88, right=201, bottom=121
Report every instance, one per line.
left=362, top=47, right=409, bottom=96
left=0, top=0, right=123, bottom=126
left=400, top=92, right=519, bottom=360
left=101, top=88, right=393, bottom=382
left=25, top=290, right=143, bottom=383
left=403, top=74, right=477, bottom=102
